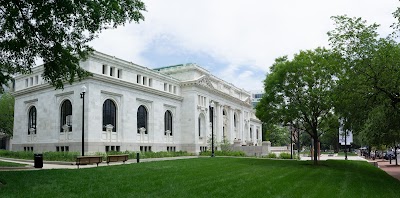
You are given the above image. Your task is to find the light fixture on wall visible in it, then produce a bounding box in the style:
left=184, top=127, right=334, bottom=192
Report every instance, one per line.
left=80, top=85, right=87, bottom=156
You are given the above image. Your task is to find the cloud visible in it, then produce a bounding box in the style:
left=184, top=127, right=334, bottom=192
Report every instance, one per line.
left=89, top=0, right=399, bottom=91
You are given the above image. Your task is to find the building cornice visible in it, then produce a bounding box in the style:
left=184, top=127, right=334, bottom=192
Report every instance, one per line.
left=90, top=74, right=183, bottom=101
left=89, top=51, right=181, bottom=83
left=180, top=76, right=252, bottom=108
left=12, top=74, right=184, bottom=102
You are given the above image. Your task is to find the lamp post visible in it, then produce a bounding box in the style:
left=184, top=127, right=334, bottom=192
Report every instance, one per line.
left=210, top=101, right=215, bottom=157
left=80, top=85, right=87, bottom=156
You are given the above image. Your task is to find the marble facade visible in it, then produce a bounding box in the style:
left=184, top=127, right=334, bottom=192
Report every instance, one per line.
left=11, top=51, right=262, bottom=154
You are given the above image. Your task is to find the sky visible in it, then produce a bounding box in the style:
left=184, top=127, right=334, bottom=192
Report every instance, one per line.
left=89, top=0, right=399, bottom=92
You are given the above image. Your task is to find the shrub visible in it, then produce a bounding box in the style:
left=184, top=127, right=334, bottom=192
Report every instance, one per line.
left=0, top=149, right=192, bottom=162
left=0, top=150, right=80, bottom=162
left=266, top=153, right=277, bottom=158
left=279, top=152, right=291, bottom=159
left=199, top=150, right=246, bottom=157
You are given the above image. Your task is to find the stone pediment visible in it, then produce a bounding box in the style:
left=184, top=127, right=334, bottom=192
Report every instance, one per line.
left=196, top=75, right=214, bottom=90
left=243, top=97, right=251, bottom=104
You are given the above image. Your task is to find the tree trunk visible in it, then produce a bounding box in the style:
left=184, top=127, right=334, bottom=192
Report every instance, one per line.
left=313, top=136, right=319, bottom=165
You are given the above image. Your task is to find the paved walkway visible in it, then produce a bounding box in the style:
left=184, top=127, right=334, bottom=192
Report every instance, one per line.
left=300, top=154, right=400, bottom=181
left=0, top=156, right=199, bottom=171
left=373, top=160, right=400, bottom=181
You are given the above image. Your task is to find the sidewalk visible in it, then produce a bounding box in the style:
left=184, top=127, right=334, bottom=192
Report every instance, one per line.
left=375, top=160, right=400, bottom=181
left=300, top=154, right=400, bottom=181
left=0, top=156, right=199, bottom=171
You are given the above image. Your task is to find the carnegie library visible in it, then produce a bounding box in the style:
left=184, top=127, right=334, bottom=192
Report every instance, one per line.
left=10, top=51, right=262, bottom=154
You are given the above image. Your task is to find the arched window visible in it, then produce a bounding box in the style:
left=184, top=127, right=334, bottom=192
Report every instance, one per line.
left=234, top=114, right=237, bottom=127
left=256, top=129, right=259, bottom=139
left=103, top=99, right=117, bottom=132
left=137, top=105, right=148, bottom=134
left=28, top=106, right=37, bottom=134
left=164, top=110, right=172, bottom=135
left=60, top=100, right=72, bottom=132
left=198, top=116, right=201, bottom=137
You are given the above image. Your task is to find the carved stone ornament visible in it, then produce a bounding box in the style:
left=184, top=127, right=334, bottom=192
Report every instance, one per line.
left=139, top=127, right=147, bottom=134
left=197, top=76, right=214, bottom=89
left=29, top=128, right=36, bottom=134
left=105, top=124, right=114, bottom=132
left=62, top=124, right=70, bottom=133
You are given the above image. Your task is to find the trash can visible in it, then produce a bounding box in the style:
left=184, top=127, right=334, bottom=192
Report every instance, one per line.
left=34, top=153, right=43, bottom=168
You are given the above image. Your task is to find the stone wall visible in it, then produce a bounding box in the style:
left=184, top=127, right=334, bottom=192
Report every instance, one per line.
left=230, top=141, right=290, bottom=157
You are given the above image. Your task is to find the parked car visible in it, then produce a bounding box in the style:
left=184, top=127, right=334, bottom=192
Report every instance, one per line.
left=384, top=151, right=395, bottom=160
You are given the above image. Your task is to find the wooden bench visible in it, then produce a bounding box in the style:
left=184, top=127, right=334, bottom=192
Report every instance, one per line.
left=76, top=156, right=103, bottom=168
left=106, top=154, right=129, bottom=165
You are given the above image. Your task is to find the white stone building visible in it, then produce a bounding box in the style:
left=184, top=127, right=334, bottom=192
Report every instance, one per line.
left=11, top=51, right=262, bottom=154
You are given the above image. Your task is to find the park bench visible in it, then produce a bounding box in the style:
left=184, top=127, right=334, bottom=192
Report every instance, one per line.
left=76, top=156, right=103, bottom=168
left=106, top=154, right=129, bottom=165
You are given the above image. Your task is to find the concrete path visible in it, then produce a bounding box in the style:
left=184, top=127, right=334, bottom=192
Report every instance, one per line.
left=300, top=154, right=367, bottom=161
left=0, top=156, right=199, bottom=171
left=373, top=160, right=400, bottom=181
left=300, top=154, right=400, bottom=181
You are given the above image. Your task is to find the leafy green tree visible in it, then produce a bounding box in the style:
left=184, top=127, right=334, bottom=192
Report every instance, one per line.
left=264, top=124, right=290, bottom=146
left=328, top=15, right=400, bottom=148
left=256, top=48, right=340, bottom=164
left=319, top=113, right=339, bottom=152
left=0, top=0, right=146, bottom=91
left=0, top=93, right=14, bottom=137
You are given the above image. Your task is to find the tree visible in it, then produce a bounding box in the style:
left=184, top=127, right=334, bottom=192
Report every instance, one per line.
left=0, top=0, right=146, bottom=91
left=256, top=48, right=341, bottom=164
left=319, top=113, right=339, bottom=152
left=264, top=123, right=290, bottom=146
left=328, top=15, right=400, bottom=149
left=0, top=93, right=14, bottom=137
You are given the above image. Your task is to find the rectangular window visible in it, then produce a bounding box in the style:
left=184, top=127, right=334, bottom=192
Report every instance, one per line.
left=102, top=65, right=107, bottom=74
left=137, top=75, right=142, bottom=84
left=106, top=146, right=110, bottom=152
left=117, top=69, right=122, bottom=78
left=140, top=146, right=143, bottom=152
left=110, top=67, right=114, bottom=77
left=169, top=84, right=172, bottom=92
left=143, top=76, right=147, bottom=85
left=25, top=79, right=28, bottom=87
left=65, top=146, right=69, bottom=152
left=35, top=76, right=38, bottom=84
left=31, top=147, right=33, bottom=151
left=30, top=77, right=33, bottom=86
left=149, top=78, right=153, bottom=87
left=164, top=83, right=167, bottom=91
left=173, top=86, right=177, bottom=94
left=116, top=146, right=120, bottom=152
left=111, top=146, right=115, bottom=151
left=56, top=146, right=60, bottom=152
left=61, top=146, right=64, bottom=152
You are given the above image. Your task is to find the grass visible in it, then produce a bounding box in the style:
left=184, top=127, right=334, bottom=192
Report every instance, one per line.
left=0, top=158, right=399, bottom=197
left=0, top=161, right=26, bottom=167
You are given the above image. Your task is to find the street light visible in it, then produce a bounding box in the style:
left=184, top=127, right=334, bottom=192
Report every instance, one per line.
left=80, top=85, right=87, bottom=156
left=210, top=101, right=215, bottom=157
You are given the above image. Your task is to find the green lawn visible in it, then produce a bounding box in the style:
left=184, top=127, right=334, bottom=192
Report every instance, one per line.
left=0, top=158, right=399, bottom=197
left=0, top=161, right=26, bottom=167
